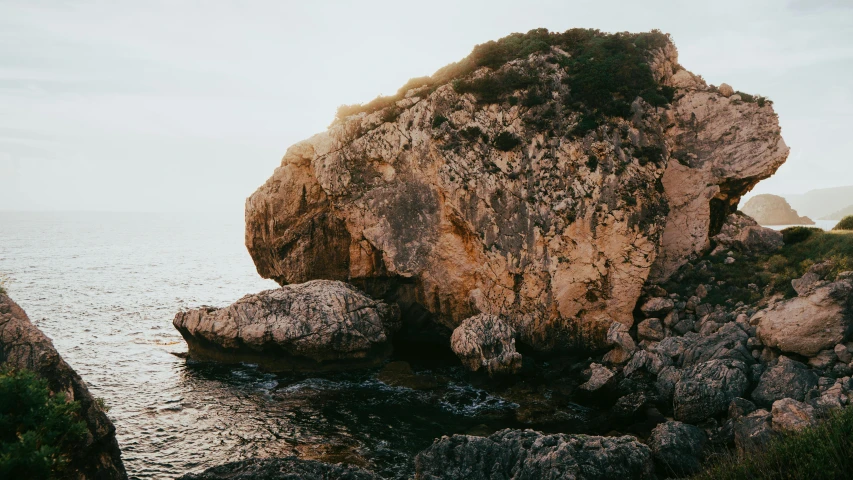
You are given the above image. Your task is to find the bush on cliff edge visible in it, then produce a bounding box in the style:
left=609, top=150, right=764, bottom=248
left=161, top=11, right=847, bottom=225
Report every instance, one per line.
left=833, top=215, right=853, bottom=231
left=0, top=369, right=87, bottom=479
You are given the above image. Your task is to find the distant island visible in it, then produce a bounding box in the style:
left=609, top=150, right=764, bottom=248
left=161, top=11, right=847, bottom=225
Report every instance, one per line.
left=741, top=194, right=814, bottom=225
left=822, top=204, right=853, bottom=221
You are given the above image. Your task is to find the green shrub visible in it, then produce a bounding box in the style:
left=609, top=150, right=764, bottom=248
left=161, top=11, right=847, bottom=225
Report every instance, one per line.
left=493, top=131, right=521, bottom=151
left=0, top=369, right=88, bottom=479
left=833, top=215, right=853, bottom=231
left=431, top=114, right=448, bottom=128
left=452, top=68, right=538, bottom=104
left=693, top=405, right=853, bottom=480
left=586, top=154, right=599, bottom=171
left=782, top=226, right=822, bottom=244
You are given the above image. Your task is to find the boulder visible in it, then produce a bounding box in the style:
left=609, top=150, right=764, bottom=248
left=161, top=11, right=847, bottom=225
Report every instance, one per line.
left=173, top=280, right=400, bottom=371
left=414, top=429, right=654, bottom=480
left=246, top=30, right=787, bottom=354
left=836, top=343, right=853, bottom=364
left=602, top=321, right=638, bottom=365
left=680, top=322, right=753, bottom=366
left=673, top=359, right=750, bottom=423
left=579, top=363, right=615, bottom=391
left=753, top=276, right=853, bottom=357
left=647, top=421, right=706, bottom=476
left=177, top=457, right=378, bottom=480
left=637, top=318, right=665, bottom=341
left=0, top=294, right=127, bottom=479
left=718, top=83, right=735, bottom=97
left=792, top=261, right=835, bottom=295
left=734, top=409, right=775, bottom=451
left=752, top=356, right=818, bottom=405
left=450, top=314, right=522, bottom=375
left=770, top=398, right=816, bottom=432
left=711, top=213, right=783, bottom=253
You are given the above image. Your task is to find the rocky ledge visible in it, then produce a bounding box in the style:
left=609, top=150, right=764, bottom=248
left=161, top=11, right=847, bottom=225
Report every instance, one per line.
left=173, top=280, right=400, bottom=371
left=742, top=194, right=814, bottom=226
left=0, top=294, right=127, bottom=479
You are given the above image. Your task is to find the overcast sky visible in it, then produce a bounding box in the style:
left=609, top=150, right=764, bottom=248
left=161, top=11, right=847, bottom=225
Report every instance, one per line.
left=1, top=0, right=851, bottom=212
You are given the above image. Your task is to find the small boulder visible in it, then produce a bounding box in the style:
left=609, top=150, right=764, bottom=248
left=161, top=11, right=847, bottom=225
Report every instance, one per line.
left=641, top=298, right=675, bottom=318
left=711, top=213, right=783, bottom=254
left=647, top=421, right=707, bottom=476
left=580, top=363, right=615, bottom=391
left=681, top=322, right=753, bottom=367
left=734, top=409, right=775, bottom=451
left=173, top=280, right=400, bottom=371
left=718, top=83, right=735, bottom=97
left=771, top=398, right=816, bottom=432
left=638, top=318, right=665, bottom=342
left=603, top=321, right=637, bottom=365
left=752, top=356, right=818, bottom=405
left=450, top=314, right=522, bottom=375
left=673, top=359, right=750, bottom=423
left=836, top=344, right=853, bottom=364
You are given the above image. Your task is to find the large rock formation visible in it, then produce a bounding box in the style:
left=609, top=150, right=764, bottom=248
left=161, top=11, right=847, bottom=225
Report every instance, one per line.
left=741, top=194, right=814, bottom=226
left=173, top=280, right=400, bottom=371
left=0, top=294, right=126, bottom=479
left=414, top=428, right=654, bottom=480
left=245, top=29, right=787, bottom=355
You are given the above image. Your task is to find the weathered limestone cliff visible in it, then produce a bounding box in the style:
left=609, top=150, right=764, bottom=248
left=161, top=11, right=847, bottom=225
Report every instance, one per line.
left=741, top=194, right=814, bottom=226
left=245, top=29, right=787, bottom=355
left=0, top=294, right=127, bottom=480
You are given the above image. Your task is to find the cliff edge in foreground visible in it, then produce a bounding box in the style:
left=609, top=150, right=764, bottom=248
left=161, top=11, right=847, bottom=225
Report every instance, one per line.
left=245, top=29, right=788, bottom=354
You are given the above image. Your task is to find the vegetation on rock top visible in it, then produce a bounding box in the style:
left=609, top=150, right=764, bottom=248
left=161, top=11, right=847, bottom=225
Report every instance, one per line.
left=833, top=215, right=853, bottom=231
left=664, top=229, right=853, bottom=306
left=334, top=28, right=674, bottom=124
left=693, top=405, right=853, bottom=480
left=0, top=368, right=88, bottom=479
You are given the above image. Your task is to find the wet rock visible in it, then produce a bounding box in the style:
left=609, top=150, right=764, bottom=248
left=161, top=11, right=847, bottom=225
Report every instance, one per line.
left=752, top=356, right=819, bottom=405
left=771, top=398, right=816, bottom=432
left=414, top=429, right=654, bottom=480
left=450, top=314, right=521, bottom=375
left=173, top=280, right=400, bottom=371
left=753, top=275, right=853, bottom=357
left=177, top=457, right=378, bottom=480
left=0, top=294, right=127, bottom=480
left=580, top=363, right=615, bottom=391
left=637, top=318, right=665, bottom=342
left=376, top=361, right=444, bottom=390
left=673, top=360, right=750, bottom=423
left=647, top=421, right=706, bottom=476
left=711, top=212, right=783, bottom=253
left=734, top=409, right=775, bottom=451
left=640, top=298, right=674, bottom=318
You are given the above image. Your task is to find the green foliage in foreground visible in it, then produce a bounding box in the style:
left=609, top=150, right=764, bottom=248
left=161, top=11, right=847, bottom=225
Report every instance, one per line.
left=833, top=215, right=853, bottom=231
left=693, top=406, right=853, bottom=480
left=663, top=229, right=853, bottom=306
left=0, top=369, right=87, bottom=479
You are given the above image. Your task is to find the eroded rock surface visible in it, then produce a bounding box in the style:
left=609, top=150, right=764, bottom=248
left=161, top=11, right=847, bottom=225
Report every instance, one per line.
left=450, top=314, right=522, bottom=375
left=245, top=30, right=786, bottom=354
left=173, top=280, right=400, bottom=371
left=414, top=428, right=654, bottom=480
left=0, top=294, right=126, bottom=480
left=753, top=274, right=853, bottom=357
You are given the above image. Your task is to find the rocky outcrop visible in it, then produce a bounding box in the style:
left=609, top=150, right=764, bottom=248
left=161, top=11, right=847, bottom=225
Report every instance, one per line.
left=450, top=314, right=522, bottom=375
left=751, top=356, right=818, bottom=405
left=414, top=429, right=654, bottom=480
left=173, top=280, right=400, bottom=371
left=0, top=294, right=126, bottom=479
left=177, top=457, right=378, bottom=480
left=741, top=194, right=814, bottom=226
left=672, top=359, right=750, bottom=423
left=245, top=29, right=787, bottom=355
left=752, top=272, right=852, bottom=357
left=711, top=213, right=783, bottom=254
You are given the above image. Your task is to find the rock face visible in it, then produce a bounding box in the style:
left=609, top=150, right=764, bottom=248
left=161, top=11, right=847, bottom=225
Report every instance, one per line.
left=414, top=428, right=654, bottom=480
left=450, top=314, right=522, bottom=375
left=177, top=457, right=378, bottom=480
left=741, top=194, right=814, bottom=226
left=173, top=280, right=400, bottom=371
left=245, top=29, right=787, bottom=355
left=0, top=294, right=126, bottom=480
left=752, top=274, right=853, bottom=357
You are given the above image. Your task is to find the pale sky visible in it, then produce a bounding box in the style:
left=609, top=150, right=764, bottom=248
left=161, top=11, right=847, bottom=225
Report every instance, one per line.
left=1, top=0, right=852, bottom=212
